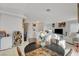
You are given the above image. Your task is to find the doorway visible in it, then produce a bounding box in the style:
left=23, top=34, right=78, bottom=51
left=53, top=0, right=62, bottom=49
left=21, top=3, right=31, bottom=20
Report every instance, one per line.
left=24, top=23, right=29, bottom=41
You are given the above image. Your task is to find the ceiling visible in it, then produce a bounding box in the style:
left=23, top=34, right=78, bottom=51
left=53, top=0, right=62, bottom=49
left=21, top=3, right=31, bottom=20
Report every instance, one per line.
left=0, top=3, right=77, bottom=23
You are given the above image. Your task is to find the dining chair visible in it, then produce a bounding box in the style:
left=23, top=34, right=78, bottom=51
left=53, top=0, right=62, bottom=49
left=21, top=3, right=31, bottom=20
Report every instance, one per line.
left=16, top=46, right=23, bottom=56
left=65, top=49, right=72, bottom=56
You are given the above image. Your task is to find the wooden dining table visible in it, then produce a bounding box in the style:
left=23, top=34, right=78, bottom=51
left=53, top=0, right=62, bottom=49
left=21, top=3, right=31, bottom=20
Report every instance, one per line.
left=25, top=47, right=60, bottom=56
left=24, top=42, right=65, bottom=56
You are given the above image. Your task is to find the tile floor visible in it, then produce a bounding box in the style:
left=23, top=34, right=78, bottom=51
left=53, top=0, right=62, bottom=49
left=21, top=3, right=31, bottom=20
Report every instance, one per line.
left=0, top=39, right=73, bottom=56
left=0, top=41, right=29, bottom=56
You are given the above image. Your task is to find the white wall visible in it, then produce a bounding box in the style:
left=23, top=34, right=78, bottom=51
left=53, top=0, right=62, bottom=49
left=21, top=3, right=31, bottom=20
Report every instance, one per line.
left=43, top=22, right=68, bottom=36
left=0, top=13, right=24, bottom=49
left=26, top=22, right=43, bottom=39
left=1, top=14, right=23, bottom=36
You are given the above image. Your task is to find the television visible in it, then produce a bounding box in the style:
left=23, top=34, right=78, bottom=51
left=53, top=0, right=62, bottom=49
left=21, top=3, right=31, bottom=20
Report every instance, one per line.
left=54, top=29, right=63, bottom=34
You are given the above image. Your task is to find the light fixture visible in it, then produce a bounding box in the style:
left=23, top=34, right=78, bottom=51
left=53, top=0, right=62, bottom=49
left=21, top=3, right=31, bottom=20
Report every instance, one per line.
left=46, top=8, right=51, bottom=12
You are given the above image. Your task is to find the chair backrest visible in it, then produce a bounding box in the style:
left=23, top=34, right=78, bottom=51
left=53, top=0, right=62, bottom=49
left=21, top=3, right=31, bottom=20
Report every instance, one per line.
left=28, top=38, right=36, bottom=43
left=17, top=47, right=23, bottom=56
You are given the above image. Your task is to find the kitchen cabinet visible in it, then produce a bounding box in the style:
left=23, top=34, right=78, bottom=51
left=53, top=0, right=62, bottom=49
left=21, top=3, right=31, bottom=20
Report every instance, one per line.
left=0, top=37, right=12, bottom=50
left=70, top=23, right=79, bottom=32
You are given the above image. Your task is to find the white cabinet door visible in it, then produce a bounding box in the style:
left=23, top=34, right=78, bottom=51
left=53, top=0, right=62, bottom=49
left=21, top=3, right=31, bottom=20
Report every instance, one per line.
left=0, top=38, right=1, bottom=49
left=70, top=23, right=79, bottom=32
left=0, top=37, right=12, bottom=50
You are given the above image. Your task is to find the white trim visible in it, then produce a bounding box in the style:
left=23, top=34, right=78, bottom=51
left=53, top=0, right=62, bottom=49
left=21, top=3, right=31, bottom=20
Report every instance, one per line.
left=0, top=10, right=26, bottom=18
left=65, top=18, right=78, bottom=22
left=25, top=17, right=77, bottom=23
left=56, top=18, right=78, bottom=23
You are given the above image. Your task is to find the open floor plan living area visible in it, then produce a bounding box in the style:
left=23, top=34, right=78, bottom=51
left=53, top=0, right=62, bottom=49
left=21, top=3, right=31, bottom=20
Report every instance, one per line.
left=0, top=3, right=79, bottom=56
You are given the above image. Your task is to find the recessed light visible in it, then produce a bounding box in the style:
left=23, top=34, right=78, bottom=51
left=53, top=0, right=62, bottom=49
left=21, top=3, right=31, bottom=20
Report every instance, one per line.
left=46, top=8, right=51, bottom=12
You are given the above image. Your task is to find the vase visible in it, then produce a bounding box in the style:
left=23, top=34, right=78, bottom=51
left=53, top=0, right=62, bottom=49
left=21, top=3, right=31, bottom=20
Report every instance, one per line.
left=40, top=38, right=46, bottom=48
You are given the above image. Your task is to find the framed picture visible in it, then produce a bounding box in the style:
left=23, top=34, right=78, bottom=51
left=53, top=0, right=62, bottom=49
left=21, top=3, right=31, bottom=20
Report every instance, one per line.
left=58, top=22, right=66, bottom=27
